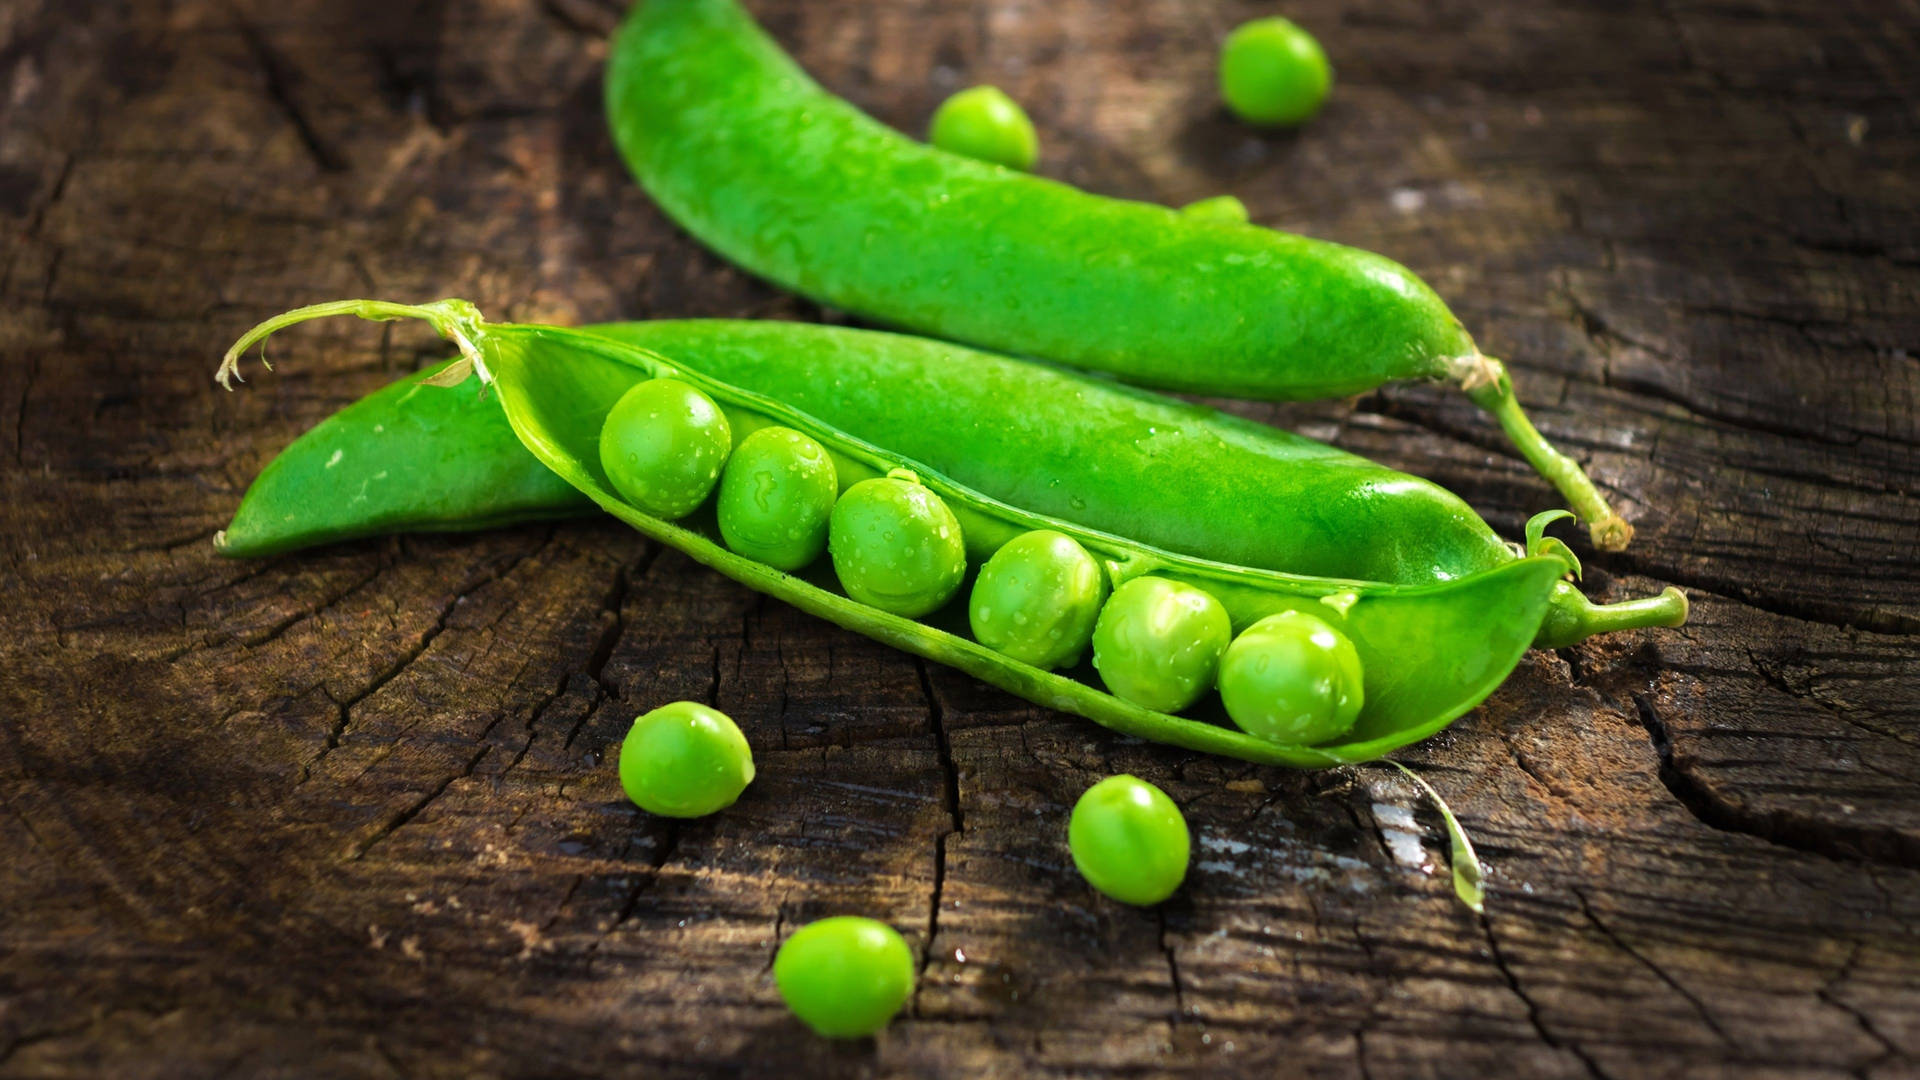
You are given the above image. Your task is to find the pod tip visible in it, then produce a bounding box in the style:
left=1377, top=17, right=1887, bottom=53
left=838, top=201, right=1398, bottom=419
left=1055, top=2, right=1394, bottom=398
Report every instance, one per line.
left=1589, top=514, right=1634, bottom=552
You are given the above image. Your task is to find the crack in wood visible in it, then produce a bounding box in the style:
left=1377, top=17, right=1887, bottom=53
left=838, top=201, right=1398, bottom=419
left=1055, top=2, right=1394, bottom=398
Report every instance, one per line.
left=297, top=541, right=547, bottom=783
left=1481, top=914, right=1612, bottom=1080
left=229, top=6, right=347, bottom=173
left=1630, top=693, right=1920, bottom=869
left=1156, top=907, right=1190, bottom=1031
left=1814, top=940, right=1898, bottom=1078
left=1574, top=887, right=1734, bottom=1047
left=912, top=657, right=962, bottom=1008
left=343, top=736, right=493, bottom=862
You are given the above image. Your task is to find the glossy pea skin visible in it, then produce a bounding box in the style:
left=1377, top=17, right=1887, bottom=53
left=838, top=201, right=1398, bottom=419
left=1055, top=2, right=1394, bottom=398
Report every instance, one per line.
left=1068, top=775, right=1190, bottom=906
left=1218, top=611, right=1364, bottom=745
left=618, top=701, right=755, bottom=818
left=969, top=529, right=1107, bottom=670
left=1090, top=577, right=1232, bottom=713
left=773, top=916, right=915, bottom=1038
left=1219, top=17, right=1332, bottom=127
left=928, top=85, right=1039, bottom=171
left=717, top=425, right=838, bottom=571
left=828, top=471, right=966, bottom=617
left=599, top=378, right=732, bottom=519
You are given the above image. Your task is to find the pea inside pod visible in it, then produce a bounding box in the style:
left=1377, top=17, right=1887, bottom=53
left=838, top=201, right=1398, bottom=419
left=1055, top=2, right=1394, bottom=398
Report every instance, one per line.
left=1090, top=577, right=1233, bottom=714
left=717, top=425, right=838, bottom=571
left=969, top=529, right=1107, bottom=671
left=829, top=469, right=967, bottom=618
left=1218, top=610, right=1364, bottom=745
left=599, top=377, right=732, bottom=519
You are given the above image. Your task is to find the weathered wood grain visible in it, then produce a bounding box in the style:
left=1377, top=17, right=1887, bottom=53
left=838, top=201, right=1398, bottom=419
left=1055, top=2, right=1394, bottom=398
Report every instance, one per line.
left=2, top=0, right=1916, bottom=1076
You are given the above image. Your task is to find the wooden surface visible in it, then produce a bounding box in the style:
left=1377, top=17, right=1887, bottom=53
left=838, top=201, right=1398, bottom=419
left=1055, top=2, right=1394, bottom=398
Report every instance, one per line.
left=3, top=0, right=1918, bottom=1076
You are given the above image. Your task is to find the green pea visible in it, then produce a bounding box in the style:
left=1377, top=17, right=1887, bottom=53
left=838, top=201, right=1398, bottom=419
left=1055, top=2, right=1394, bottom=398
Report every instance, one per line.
left=772, top=916, right=915, bottom=1038
left=1219, top=16, right=1332, bottom=127
left=617, top=701, right=755, bottom=818
left=1218, top=610, right=1364, bottom=745
left=828, top=469, right=966, bottom=617
left=928, top=85, right=1039, bottom=171
left=1068, top=774, right=1189, bottom=906
left=599, top=377, right=732, bottom=519
left=1178, top=194, right=1250, bottom=224
left=716, top=425, right=838, bottom=571
left=968, top=529, right=1107, bottom=670
left=1090, top=577, right=1231, bottom=713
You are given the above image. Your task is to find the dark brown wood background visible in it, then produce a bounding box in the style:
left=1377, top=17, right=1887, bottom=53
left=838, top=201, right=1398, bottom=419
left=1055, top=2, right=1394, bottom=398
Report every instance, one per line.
left=3, top=0, right=1917, bottom=1076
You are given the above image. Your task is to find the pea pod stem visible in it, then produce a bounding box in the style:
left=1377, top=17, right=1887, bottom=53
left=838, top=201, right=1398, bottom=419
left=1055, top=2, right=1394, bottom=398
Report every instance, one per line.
left=1455, top=354, right=1633, bottom=551
left=1535, top=582, right=1689, bottom=650
left=215, top=298, right=489, bottom=389
left=1381, top=761, right=1485, bottom=914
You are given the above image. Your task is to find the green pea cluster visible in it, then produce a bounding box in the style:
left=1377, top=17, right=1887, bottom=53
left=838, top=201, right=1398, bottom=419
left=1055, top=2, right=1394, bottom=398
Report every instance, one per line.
left=1089, top=577, right=1366, bottom=746
left=597, top=375, right=1367, bottom=747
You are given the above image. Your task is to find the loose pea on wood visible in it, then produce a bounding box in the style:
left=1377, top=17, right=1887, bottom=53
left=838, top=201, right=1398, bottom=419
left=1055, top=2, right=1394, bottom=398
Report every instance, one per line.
left=617, top=701, right=756, bottom=818
left=773, top=916, right=916, bottom=1038
left=928, top=85, right=1039, bottom=171
left=1218, top=16, right=1333, bottom=127
left=1068, top=774, right=1190, bottom=906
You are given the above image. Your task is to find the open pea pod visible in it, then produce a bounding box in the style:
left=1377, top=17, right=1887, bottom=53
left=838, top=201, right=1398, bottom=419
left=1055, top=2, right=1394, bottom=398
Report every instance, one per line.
left=220, top=300, right=1566, bottom=768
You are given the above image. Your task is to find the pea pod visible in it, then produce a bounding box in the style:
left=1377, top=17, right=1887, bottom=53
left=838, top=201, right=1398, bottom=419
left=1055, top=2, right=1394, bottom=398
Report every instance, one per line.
left=217, top=316, right=1686, bottom=649
left=604, top=0, right=1632, bottom=550
left=219, top=300, right=1598, bottom=768
left=221, top=320, right=1516, bottom=584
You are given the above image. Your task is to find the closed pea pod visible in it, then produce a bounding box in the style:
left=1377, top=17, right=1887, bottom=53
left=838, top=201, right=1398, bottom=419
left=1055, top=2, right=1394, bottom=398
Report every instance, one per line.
left=218, top=301, right=1686, bottom=768
left=606, top=0, right=1633, bottom=548
left=717, top=425, right=837, bottom=571
left=969, top=529, right=1107, bottom=671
